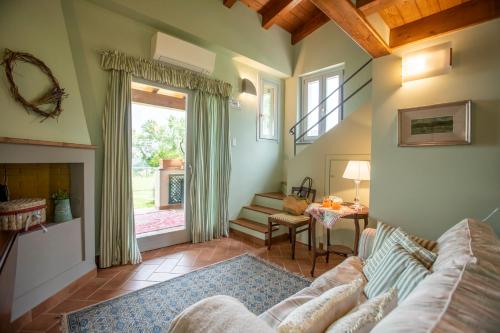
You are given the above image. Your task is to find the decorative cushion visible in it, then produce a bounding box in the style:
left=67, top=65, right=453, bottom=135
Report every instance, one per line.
left=364, top=244, right=410, bottom=299
left=364, top=228, right=437, bottom=279
left=358, top=228, right=376, bottom=260
left=393, top=252, right=430, bottom=302
left=370, top=221, right=437, bottom=257
left=371, top=219, right=500, bottom=333
left=277, top=277, right=365, bottom=333
left=433, top=218, right=500, bottom=273
left=168, top=295, right=273, bottom=333
left=260, top=257, right=365, bottom=330
left=270, top=213, right=310, bottom=224
left=326, top=288, right=397, bottom=333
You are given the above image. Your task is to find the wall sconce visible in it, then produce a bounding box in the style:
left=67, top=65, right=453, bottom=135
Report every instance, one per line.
left=402, top=43, right=452, bottom=83
left=241, top=78, right=257, bottom=95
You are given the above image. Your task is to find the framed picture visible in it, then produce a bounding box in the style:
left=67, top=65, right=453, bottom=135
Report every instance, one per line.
left=398, top=100, right=471, bottom=147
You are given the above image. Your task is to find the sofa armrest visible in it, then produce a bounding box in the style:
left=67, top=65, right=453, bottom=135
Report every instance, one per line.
left=358, top=228, right=376, bottom=260
left=168, top=295, right=273, bottom=333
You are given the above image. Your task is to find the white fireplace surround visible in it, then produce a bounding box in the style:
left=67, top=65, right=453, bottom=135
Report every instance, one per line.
left=0, top=142, right=95, bottom=320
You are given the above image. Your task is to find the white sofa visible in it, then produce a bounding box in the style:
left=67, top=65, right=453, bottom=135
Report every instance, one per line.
left=169, top=219, right=500, bottom=333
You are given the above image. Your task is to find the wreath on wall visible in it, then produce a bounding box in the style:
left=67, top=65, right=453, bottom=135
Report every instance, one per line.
left=2, top=49, right=67, bottom=121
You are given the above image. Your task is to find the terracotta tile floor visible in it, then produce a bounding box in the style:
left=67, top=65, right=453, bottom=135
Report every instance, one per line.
left=18, top=234, right=343, bottom=332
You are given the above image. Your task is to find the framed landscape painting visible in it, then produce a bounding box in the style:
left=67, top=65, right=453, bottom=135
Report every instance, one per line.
left=398, top=100, right=471, bottom=147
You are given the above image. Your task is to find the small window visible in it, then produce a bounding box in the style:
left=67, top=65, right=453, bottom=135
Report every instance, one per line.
left=258, top=77, right=280, bottom=141
left=300, top=68, right=343, bottom=141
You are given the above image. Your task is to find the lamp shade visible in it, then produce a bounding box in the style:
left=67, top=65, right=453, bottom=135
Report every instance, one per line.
left=241, top=78, right=257, bottom=95
left=342, top=161, right=371, bottom=181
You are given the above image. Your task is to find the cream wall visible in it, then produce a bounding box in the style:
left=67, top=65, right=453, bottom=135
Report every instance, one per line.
left=370, top=19, right=500, bottom=239
left=0, top=0, right=91, bottom=145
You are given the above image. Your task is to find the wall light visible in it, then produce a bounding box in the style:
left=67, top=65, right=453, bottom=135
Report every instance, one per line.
left=241, top=78, right=257, bottom=95
left=402, top=43, right=452, bottom=83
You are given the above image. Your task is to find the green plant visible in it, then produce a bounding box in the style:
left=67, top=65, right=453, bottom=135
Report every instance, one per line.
left=51, top=189, right=70, bottom=201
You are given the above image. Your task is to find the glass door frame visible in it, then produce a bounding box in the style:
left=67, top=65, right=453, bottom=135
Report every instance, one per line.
left=131, top=77, right=193, bottom=252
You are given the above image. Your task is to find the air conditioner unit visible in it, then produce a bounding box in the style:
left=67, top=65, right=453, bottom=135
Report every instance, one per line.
left=151, top=32, right=216, bottom=75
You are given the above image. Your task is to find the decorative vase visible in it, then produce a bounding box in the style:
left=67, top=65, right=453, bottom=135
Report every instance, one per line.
left=54, top=198, right=73, bottom=223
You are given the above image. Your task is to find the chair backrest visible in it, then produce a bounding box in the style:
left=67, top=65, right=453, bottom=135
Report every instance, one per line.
left=291, top=187, right=316, bottom=203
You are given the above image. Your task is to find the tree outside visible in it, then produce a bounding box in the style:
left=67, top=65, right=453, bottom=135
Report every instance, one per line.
left=132, top=103, right=186, bottom=209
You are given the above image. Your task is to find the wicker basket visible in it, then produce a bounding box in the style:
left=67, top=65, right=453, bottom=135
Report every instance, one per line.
left=0, top=198, right=47, bottom=231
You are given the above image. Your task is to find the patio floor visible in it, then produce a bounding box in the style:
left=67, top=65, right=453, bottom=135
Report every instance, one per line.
left=134, top=208, right=185, bottom=234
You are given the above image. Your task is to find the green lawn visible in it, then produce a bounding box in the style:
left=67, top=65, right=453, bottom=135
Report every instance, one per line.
left=132, top=173, right=155, bottom=209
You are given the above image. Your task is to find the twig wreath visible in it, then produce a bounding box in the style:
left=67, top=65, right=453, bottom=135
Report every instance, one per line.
left=2, top=49, right=67, bottom=121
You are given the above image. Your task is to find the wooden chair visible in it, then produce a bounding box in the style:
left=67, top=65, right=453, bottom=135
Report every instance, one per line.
left=267, top=187, right=316, bottom=260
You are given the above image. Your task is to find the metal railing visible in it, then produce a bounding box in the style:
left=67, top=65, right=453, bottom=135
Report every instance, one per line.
left=289, top=59, right=373, bottom=156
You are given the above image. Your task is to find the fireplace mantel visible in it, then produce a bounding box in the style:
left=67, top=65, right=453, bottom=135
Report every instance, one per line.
left=0, top=142, right=96, bottom=320
left=0, top=137, right=97, bottom=150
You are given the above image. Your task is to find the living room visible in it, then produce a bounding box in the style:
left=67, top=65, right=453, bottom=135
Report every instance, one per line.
left=0, top=0, right=499, bottom=332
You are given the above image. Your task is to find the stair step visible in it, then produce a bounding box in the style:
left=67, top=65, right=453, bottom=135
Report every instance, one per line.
left=256, top=192, right=286, bottom=200
left=230, top=218, right=278, bottom=234
left=244, top=205, right=283, bottom=215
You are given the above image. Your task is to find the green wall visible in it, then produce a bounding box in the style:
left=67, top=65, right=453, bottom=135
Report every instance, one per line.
left=284, top=21, right=372, bottom=162
left=370, top=19, right=500, bottom=239
left=0, top=0, right=91, bottom=145
left=1, top=0, right=289, bottom=252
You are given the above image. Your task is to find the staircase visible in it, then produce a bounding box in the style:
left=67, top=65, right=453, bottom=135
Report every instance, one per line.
left=229, top=192, right=288, bottom=244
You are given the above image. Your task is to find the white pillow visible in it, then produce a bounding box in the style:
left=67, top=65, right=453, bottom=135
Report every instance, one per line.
left=326, top=288, right=397, bottom=333
left=277, top=277, right=365, bottom=333
left=168, top=295, right=273, bottom=333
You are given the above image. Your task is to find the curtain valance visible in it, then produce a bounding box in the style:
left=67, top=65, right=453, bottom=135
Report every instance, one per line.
left=100, top=50, right=232, bottom=98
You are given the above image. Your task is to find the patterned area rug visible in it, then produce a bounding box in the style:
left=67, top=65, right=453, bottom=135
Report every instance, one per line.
left=63, top=254, right=310, bottom=333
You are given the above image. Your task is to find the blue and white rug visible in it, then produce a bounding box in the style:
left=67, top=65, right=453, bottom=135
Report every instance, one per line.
left=63, top=254, right=311, bottom=332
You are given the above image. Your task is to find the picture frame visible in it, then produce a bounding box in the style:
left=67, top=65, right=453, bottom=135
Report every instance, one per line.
left=398, top=100, right=471, bottom=147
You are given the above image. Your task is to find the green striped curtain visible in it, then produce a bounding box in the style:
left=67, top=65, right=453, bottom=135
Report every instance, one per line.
left=189, top=90, right=231, bottom=243
left=100, top=70, right=142, bottom=268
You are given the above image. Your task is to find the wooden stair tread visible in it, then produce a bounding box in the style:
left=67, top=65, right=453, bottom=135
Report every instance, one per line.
left=230, top=218, right=278, bottom=234
left=256, top=192, right=286, bottom=200
left=244, top=205, right=283, bottom=215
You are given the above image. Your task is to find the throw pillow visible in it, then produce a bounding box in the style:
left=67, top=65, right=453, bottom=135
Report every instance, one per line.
left=326, top=288, right=397, bottom=333
left=277, top=277, right=365, bottom=333
left=364, top=228, right=437, bottom=280
left=393, top=256, right=430, bottom=302
left=370, top=221, right=437, bottom=256
left=364, top=244, right=411, bottom=298
left=370, top=222, right=397, bottom=258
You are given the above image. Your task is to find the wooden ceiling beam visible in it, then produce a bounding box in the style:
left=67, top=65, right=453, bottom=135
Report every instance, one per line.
left=390, top=0, right=500, bottom=48
left=259, top=0, right=303, bottom=29
left=223, top=0, right=237, bottom=8
left=310, top=0, right=390, bottom=57
left=356, top=0, right=403, bottom=15
left=132, top=89, right=186, bottom=110
left=291, top=10, right=330, bottom=44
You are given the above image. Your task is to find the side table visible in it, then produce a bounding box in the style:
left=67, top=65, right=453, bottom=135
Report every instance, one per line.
left=310, top=204, right=368, bottom=276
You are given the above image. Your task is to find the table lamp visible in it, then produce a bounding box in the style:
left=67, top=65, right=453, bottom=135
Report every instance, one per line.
left=342, top=160, right=370, bottom=208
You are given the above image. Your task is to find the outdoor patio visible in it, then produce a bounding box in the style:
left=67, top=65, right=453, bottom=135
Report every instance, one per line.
left=134, top=208, right=185, bottom=235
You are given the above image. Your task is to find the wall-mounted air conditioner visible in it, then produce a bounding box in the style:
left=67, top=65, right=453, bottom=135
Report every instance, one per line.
left=151, top=32, right=216, bottom=75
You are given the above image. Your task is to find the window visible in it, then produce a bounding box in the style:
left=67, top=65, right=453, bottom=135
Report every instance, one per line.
left=258, top=77, right=280, bottom=141
left=300, top=69, right=343, bottom=141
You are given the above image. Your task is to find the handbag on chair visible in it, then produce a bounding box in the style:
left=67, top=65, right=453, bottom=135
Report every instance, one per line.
left=282, top=177, right=313, bottom=216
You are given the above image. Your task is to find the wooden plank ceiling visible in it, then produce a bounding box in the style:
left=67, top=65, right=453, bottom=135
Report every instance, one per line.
left=223, top=0, right=500, bottom=57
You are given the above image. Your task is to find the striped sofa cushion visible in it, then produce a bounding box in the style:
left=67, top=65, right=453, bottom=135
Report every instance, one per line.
left=393, top=254, right=430, bottom=302
left=364, top=228, right=437, bottom=279
left=364, top=244, right=410, bottom=299
left=370, top=221, right=437, bottom=257
left=371, top=219, right=500, bottom=333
